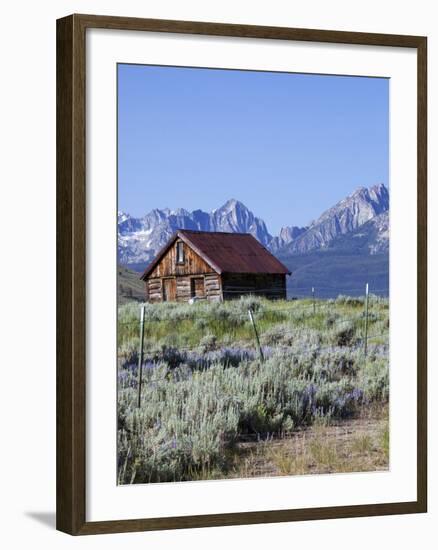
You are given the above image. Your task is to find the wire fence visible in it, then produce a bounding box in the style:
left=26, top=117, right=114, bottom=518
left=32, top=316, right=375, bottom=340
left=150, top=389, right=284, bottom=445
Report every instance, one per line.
left=117, top=292, right=388, bottom=328
left=116, top=313, right=386, bottom=356
left=221, top=286, right=389, bottom=294
left=117, top=283, right=390, bottom=406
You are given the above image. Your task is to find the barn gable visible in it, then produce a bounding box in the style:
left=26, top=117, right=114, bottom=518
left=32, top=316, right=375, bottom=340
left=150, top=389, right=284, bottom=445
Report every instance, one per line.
left=145, top=236, right=216, bottom=279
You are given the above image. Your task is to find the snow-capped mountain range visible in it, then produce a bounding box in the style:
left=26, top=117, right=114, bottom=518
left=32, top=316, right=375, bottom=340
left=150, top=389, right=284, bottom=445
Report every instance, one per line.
left=118, top=183, right=389, bottom=270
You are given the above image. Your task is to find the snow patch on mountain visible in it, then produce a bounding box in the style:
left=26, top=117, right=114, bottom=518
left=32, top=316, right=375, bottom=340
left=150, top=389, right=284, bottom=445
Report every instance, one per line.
left=118, top=183, right=389, bottom=268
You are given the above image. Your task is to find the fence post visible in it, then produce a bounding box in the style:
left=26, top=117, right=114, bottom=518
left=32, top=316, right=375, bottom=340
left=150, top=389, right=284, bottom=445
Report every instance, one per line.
left=312, top=287, right=316, bottom=315
left=364, top=283, right=369, bottom=357
left=137, top=305, right=146, bottom=408
left=248, top=308, right=264, bottom=361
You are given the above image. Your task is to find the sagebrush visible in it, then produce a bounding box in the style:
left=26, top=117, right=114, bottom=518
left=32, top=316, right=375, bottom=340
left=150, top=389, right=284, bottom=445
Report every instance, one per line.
left=117, top=295, right=389, bottom=483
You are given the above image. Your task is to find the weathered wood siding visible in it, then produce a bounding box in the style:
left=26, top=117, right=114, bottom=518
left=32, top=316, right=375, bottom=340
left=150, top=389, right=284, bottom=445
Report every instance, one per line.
left=163, top=278, right=177, bottom=301
left=222, top=273, right=286, bottom=300
left=148, top=239, right=213, bottom=278
left=145, top=239, right=223, bottom=303
left=204, top=273, right=222, bottom=302
left=146, top=278, right=162, bottom=304
left=176, top=277, right=191, bottom=302
left=146, top=273, right=223, bottom=303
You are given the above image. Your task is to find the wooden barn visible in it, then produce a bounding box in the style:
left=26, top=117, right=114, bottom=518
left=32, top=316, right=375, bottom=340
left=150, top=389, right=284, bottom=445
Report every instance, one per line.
left=140, top=230, right=291, bottom=303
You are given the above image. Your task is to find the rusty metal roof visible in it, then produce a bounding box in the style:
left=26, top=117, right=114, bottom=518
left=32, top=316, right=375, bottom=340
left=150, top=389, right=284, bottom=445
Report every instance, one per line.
left=141, top=230, right=291, bottom=279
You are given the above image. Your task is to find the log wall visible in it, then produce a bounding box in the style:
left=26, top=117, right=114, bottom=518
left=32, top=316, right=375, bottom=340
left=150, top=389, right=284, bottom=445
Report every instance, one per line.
left=204, top=273, right=222, bottom=302
left=222, top=273, right=286, bottom=300
left=146, top=273, right=223, bottom=303
left=146, top=278, right=162, bottom=304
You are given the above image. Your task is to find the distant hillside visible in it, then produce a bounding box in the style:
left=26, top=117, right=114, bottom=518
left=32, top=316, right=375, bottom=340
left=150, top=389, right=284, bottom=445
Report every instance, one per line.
left=279, top=249, right=389, bottom=298
left=118, top=266, right=144, bottom=304
left=118, top=253, right=388, bottom=302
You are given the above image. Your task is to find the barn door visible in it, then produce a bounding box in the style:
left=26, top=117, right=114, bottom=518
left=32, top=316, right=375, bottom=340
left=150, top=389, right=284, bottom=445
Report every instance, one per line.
left=191, top=277, right=205, bottom=298
left=162, top=278, right=176, bottom=302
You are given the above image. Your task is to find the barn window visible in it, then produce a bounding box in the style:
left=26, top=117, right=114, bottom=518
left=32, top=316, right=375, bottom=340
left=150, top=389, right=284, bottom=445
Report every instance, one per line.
left=176, top=241, right=185, bottom=264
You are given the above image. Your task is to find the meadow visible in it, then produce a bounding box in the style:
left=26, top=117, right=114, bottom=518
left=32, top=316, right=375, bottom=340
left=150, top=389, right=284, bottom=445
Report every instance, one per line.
left=117, top=295, right=389, bottom=484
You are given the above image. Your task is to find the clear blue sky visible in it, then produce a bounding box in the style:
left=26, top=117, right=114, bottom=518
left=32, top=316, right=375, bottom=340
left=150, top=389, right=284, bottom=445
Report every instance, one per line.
left=118, top=64, right=389, bottom=234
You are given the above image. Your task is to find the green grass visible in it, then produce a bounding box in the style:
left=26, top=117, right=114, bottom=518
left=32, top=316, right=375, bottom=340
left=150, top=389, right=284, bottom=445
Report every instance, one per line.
left=117, top=295, right=389, bottom=484
left=118, top=294, right=387, bottom=351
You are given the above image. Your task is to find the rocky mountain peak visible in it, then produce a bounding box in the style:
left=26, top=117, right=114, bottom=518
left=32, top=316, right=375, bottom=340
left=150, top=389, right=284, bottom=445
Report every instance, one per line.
left=118, top=198, right=272, bottom=266
left=218, top=198, right=244, bottom=211
left=270, top=225, right=307, bottom=252
left=211, top=199, right=272, bottom=245
left=368, top=183, right=389, bottom=210
left=284, top=183, right=389, bottom=255
left=118, top=183, right=389, bottom=269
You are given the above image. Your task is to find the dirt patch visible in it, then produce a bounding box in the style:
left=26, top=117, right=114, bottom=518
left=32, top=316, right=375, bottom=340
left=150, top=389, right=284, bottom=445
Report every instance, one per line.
left=228, top=407, right=389, bottom=479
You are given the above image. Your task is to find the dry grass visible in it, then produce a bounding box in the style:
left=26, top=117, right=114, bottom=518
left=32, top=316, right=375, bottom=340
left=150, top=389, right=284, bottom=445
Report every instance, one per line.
left=117, top=296, right=389, bottom=483
left=229, top=406, right=389, bottom=478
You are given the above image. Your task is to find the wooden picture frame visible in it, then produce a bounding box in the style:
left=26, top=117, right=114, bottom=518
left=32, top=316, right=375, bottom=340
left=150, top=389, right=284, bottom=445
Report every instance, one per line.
left=56, top=13, right=427, bottom=535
